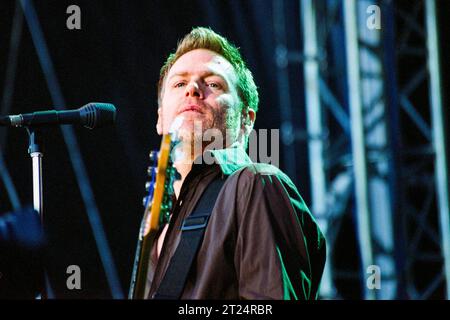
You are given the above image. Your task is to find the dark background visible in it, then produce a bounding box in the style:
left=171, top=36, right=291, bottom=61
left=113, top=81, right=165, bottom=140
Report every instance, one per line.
left=0, top=0, right=448, bottom=298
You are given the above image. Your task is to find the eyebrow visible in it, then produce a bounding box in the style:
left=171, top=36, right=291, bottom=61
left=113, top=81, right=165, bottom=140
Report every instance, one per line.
left=167, top=71, right=227, bottom=82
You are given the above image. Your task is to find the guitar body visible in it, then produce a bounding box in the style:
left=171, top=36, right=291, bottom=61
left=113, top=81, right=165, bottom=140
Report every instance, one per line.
left=128, top=134, right=178, bottom=299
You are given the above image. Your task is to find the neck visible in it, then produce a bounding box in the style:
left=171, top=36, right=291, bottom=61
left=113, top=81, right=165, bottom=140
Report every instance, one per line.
left=171, top=136, right=242, bottom=198
left=172, top=140, right=203, bottom=198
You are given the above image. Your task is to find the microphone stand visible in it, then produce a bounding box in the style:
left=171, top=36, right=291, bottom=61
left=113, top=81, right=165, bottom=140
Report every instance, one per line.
left=27, top=127, right=44, bottom=220
left=26, top=127, right=50, bottom=299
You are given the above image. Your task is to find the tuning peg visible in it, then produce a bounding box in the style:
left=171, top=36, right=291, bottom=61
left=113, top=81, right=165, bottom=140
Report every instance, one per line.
left=166, top=200, right=173, bottom=211
left=147, top=166, right=157, bottom=176
left=165, top=181, right=173, bottom=193
left=142, top=196, right=149, bottom=207
left=149, top=150, right=158, bottom=163
left=145, top=181, right=152, bottom=192
left=163, top=193, right=173, bottom=205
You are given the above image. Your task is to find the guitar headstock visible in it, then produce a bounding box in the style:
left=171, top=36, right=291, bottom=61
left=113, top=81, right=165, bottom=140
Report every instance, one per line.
left=140, top=134, right=180, bottom=238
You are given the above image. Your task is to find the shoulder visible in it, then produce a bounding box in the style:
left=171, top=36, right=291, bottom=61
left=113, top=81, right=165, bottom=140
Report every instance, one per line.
left=239, top=163, right=285, bottom=176
left=227, top=162, right=297, bottom=192
left=219, top=162, right=314, bottom=219
left=220, top=162, right=303, bottom=209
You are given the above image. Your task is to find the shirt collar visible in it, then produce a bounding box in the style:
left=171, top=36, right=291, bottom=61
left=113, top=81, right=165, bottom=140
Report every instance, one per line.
left=195, top=143, right=254, bottom=176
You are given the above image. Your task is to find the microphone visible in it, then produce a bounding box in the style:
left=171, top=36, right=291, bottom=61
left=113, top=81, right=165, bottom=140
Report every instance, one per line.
left=0, top=103, right=116, bottom=129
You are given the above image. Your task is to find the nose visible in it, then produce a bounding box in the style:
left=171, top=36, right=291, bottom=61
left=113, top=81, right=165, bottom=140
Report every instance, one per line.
left=185, top=81, right=203, bottom=99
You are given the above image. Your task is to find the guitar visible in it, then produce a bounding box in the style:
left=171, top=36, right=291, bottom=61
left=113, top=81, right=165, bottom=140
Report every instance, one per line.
left=128, top=133, right=179, bottom=299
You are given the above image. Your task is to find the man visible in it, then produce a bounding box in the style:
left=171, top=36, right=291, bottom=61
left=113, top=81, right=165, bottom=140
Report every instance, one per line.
left=147, top=27, right=326, bottom=299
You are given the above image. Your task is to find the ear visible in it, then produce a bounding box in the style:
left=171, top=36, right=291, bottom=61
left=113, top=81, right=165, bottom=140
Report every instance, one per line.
left=242, top=108, right=256, bottom=132
left=156, top=107, right=163, bottom=135
left=247, top=108, right=256, bottom=125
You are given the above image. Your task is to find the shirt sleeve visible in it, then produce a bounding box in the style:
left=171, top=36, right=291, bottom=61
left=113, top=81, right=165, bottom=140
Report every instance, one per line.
left=234, top=167, right=326, bottom=300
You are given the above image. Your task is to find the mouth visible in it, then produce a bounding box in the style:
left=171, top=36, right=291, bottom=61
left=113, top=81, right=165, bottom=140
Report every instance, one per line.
left=179, top=105, right=203, bottom=114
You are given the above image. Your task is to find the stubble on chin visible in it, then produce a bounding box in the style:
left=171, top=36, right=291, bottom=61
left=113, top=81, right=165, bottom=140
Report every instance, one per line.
left=172, top=103, right=242, bottom=162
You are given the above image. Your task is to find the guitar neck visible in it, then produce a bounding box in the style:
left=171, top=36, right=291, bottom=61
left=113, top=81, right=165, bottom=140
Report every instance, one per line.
left=128, top=230, right=158, bottom=299
left=129, top=133, right=177, bottom=299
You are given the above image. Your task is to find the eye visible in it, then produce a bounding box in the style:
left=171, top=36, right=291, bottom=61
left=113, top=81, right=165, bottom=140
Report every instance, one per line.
left=174, top=82, right=186, bottom=88
left=206, top=82, right=221, bottom=89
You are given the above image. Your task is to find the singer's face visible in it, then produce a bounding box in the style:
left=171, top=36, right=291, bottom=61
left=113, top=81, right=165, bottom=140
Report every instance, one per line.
left=157, top=49, right=243, bottom=147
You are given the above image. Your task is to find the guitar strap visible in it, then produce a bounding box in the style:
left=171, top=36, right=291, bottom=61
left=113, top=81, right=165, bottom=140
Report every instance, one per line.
left=154, top=176, right=226, bottom=299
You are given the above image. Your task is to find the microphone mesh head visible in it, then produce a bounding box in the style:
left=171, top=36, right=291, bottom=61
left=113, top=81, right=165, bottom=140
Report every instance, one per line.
left=80, top=103, right=116, bottom=129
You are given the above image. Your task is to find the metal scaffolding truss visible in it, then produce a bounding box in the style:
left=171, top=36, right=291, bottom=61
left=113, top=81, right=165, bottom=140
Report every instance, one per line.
left=301, top=0, right=356, bottom=299
left=273, top=0, right=370, bottom=299
left=394, top=0, right=449, bottom=299
left=301, top=0, right=396, bottom=299
left=274, top=0, right=448, bottom=299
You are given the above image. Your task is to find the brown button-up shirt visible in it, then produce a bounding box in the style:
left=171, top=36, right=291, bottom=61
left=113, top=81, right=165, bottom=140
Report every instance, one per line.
left=147, top=146, right=326, bottom=299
